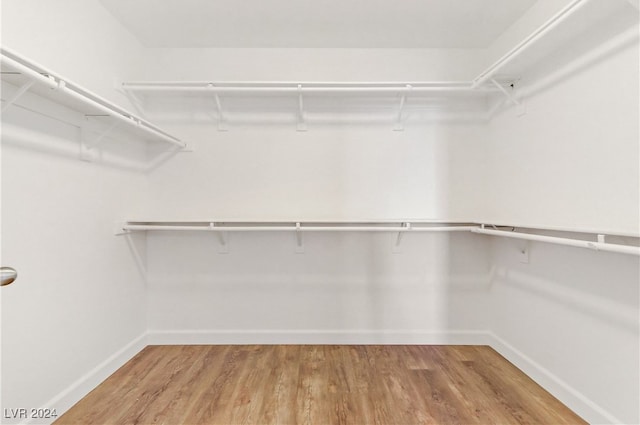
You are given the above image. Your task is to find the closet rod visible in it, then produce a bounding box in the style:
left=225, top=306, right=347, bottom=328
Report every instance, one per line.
left=123, top=224, right=477, bottom=232
left=472, top=0, right=589, bottom=87
left=120, top=222, right=639, bottom=256
left=122, top=84, right=487, bottom=94
left=124, top=80, right=472, bottom=86
left=472, top=227, right=640, bottom=256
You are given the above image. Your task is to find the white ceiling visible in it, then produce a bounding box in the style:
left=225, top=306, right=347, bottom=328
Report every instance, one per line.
left=98, top=0, right=537, bottom=49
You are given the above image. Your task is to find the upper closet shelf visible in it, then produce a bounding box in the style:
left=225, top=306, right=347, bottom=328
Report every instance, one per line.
left=0, top=47, right=187, bottom=158
left=473, top=0, right=639, bottom=89
left=121, top=81, right=498, bottom=129
left=121, top=0, right=638, bottom=128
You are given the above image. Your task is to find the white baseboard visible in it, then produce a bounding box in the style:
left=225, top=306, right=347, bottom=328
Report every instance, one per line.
left=24, top=333, right=148, bottom=425
left=487, top=332, right=622, bottom=425
left=146, top=329, right=492, bottom=345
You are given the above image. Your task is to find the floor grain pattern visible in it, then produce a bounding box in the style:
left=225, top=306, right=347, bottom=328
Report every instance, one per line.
left=55, top=345, right=586, bottom=425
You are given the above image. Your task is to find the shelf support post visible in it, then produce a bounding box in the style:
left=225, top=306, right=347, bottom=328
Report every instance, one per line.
left=1, top=79, right=35, bottom=112
left=297, top=85, right=307, bottom=132
left=88, top=119, right=119, bottom=149
left=295, top=222, right=304, bottom=253
left=393, top=85, right=411, bottom=131
left=123, top=88, right=148, bottom=119
left=211, top=222, right=229, bottom=253
left=207, top=84, right=228, bottom=131
left=393, top=222, right=411, bottom=253
left=214, top=92, right=228, bottom=132
left=80, top=116, right=119, bottom=162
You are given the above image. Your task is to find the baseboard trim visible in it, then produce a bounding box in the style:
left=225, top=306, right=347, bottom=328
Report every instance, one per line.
left=487, top=332, right=622, bottom=425
left=25, top=333, right=148, bottom=425
left=146, top=329, right=492, bottom=345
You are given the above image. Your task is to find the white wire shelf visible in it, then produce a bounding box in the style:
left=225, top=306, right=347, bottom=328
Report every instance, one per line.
left=118, top=220, right=640, bottom=256
left=473, top=0, right=639, bottom=88
left=121, top=81, right=497, bottom=130
left=1, top=47, right=187, bottom=169
left=472, top=0, right=638, bottom=119
left=121, top=221, right=476, bottom=232
left=120, top=0, right=638, bottom=127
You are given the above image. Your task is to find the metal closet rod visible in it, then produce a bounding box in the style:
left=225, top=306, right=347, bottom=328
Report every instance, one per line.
left=472, top=0, right=590, bottom=87
left=0, top=48, right=185, bottom=148
left=121, top=83, right=498, bottom=94
left=472, top=227, right=640, bottom=256
left=123, top=223, right=475, bottom=232
left=121, top=222, right=640, bottom=256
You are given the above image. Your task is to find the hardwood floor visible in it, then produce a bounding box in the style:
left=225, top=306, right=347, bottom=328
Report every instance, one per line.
left=55, top=345, right=586, bottom=424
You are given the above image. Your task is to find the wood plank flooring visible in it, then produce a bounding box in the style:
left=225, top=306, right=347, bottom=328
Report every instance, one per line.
left=55, top=345, right=586, bottom=424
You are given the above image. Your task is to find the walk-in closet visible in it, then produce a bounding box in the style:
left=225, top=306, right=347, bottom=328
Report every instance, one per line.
left=1, top=0, right=639, bottom=423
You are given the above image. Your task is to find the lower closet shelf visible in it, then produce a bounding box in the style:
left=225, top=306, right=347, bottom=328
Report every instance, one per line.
left=117, top=220, right=640, bottom=256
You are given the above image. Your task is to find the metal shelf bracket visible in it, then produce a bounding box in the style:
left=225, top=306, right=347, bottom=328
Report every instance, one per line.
left=297, top=85, right=307, bottom=132
left=295, top=222, right=304, bottom=253
left=123, top=88, right=148, bottom=119
left=210, top=222, right=229, bottom=253
left=1, top=79, right=35, bottom=112
left=392, top=222, right=411, bottom=253
left=393, top=85, right=411, bottom=131
left=80, top=117, right=119, bottom=162
left=211, top=85, right=229, bottom=132
left=491, top=79, right=526, bottom=117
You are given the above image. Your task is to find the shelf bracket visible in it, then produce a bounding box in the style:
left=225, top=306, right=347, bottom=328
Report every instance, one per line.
left=491, top=79, right=526, bottom=116
left=1, top=79, right=35, bottom=112
left=80, top=116, right=117, bottom=162
left=213, top=90, right=228, bottom=132
left=295, top=222, right=304, bottom=253
left=297, top=85, right=307, bottom=132
left=585, top=235, right=605, bottom=251
left=123, top=88, right=148, bottom=119
left=392, top=222, right=411, bottom=253
left=393, top=85, right=411, bottom=131
left=211, top=222, right=229, bottom=253
left=88, top=119, right=119, bottom=149
left=113, top=221, right=130, bottom=236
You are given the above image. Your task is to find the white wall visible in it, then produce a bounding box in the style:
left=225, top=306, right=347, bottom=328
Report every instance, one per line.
left=141, top=123, right=484, bottom=221
left=139, top=47, right=485, bottom=81
left=1, top=1, right=149, bottom=422
left=488, top=237, right=639, bottom=424
left=146, top=231, right=491, bottom=343
left=139, top=47, right=491, bottom=342
left=482, top=26, right=639, bottom=235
